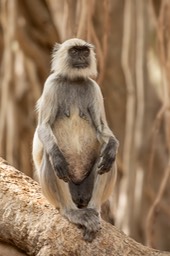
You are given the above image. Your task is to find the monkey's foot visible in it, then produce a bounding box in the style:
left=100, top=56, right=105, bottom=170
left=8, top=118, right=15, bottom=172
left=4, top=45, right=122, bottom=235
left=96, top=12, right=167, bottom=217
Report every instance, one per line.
left=64, top=208, right=100, bottom=242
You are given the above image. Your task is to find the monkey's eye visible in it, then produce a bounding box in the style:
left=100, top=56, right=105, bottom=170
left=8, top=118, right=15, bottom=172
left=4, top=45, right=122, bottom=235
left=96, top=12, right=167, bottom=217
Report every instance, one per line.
left=83, top=48, right=90, bottom=57
left=69, top=48, right=78, bottom=56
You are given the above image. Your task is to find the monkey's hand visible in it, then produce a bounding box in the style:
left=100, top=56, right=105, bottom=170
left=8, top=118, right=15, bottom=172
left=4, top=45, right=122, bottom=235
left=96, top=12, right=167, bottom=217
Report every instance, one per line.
left=49, top=148, right=70, bottom=182
left=63, top=208, right=100, bottom=242
left=98, top=137, right=118, bottom=174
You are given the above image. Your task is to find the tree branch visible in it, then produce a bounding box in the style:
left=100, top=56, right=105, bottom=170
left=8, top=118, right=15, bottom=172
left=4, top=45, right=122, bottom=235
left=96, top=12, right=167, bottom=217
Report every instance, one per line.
left=0, top=158, right=169, bottom=256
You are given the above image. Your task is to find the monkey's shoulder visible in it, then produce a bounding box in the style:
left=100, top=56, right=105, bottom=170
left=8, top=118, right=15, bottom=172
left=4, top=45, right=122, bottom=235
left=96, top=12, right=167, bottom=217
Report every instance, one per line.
left=43, top=73, right=100, bottom=93
left=40, top=74, right=102, bottom=111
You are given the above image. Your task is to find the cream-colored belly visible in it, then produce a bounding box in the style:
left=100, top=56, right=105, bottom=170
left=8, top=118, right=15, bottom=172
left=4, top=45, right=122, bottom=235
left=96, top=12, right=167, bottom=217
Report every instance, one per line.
left=53, top=110, right=100, bottom=183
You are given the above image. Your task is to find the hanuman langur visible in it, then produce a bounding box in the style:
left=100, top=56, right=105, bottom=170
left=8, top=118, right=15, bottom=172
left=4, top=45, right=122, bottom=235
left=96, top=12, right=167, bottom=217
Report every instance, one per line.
left=32, top=38, right=119, bottom=242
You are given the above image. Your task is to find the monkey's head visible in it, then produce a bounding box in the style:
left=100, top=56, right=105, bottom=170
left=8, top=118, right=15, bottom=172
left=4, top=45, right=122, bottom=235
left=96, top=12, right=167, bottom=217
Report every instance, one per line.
left=51, top=38, right=97, bottom=80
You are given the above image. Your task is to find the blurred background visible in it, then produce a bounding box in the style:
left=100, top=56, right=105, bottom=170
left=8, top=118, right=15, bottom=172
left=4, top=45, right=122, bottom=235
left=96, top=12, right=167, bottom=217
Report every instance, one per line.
left=0, top=0, right=170, bottom=252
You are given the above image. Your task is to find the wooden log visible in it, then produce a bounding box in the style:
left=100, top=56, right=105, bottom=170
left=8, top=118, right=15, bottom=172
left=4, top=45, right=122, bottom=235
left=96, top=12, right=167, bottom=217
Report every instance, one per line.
left=0, top=158, right=169, bottom=256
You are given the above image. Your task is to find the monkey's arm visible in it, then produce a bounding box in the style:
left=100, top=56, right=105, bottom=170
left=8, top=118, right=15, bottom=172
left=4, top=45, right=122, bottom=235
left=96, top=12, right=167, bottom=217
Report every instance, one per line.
left=89, top=81, right=119, bottom=174
left=37, top=74, right=69, bottom=182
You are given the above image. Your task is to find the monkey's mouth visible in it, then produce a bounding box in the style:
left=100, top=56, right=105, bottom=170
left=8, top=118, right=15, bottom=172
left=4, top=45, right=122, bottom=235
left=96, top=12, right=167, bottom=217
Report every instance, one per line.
left=73, top=63, right=89, bottom=69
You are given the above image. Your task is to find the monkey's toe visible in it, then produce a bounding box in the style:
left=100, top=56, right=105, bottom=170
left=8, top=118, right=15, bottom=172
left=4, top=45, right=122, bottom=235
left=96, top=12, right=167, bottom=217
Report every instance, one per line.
left=80, top=208, right=100, bottom=233
left=83, top=229, right=97, bottom=242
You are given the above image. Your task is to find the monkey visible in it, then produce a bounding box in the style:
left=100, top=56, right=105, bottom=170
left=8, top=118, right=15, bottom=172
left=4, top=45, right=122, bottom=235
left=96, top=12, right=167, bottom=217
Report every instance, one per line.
left=32, top=38, right=119, bottom=242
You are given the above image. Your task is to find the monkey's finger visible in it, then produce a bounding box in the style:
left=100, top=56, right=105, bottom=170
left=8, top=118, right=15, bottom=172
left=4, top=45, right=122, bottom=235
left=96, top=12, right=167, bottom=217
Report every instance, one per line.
left=98, top=168, right=109, bottom=175
left=57, top=172, right=70, bottom=182
left=59, top=176, right=70, bottom=182
left=54, top=167, right=70, bottom=182
left=98, top=154, right=116, bottom=167
left=83, top=229, right=96, bottom=242
left=98, top=163, right=104, bottom=169
left=98, top=159, right=108, bottom=169
left=98, top=161, right=114, bottom=174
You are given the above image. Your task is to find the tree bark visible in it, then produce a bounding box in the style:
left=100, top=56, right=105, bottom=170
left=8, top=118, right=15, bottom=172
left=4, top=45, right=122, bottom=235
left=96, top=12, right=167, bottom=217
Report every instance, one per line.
left=0, top=158, right=169, bottom=256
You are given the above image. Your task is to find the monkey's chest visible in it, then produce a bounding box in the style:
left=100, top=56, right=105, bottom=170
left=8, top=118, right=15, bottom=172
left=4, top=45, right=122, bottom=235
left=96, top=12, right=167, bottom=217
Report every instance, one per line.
left=53, top=108, right=100, bottom=183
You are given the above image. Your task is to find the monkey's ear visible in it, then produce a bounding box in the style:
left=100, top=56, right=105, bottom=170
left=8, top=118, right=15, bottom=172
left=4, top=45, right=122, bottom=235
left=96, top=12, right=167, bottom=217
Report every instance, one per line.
left=52, top=43, right=61, bottom=54
left=87, top=42, right=95, bottom=50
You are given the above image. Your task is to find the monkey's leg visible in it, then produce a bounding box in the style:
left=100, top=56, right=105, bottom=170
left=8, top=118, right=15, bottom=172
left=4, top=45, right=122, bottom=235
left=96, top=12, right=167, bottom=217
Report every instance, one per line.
left=39, top=152, right=74, bottom=208
left=39, top=153, right=100, bottom=242
left=88, top=163, right=116, bottom=208
left=101, top=198, right=115, bottom=225
left=32, top=129, right=43, bottom=173
left=85, top=163, right=117, bottom=240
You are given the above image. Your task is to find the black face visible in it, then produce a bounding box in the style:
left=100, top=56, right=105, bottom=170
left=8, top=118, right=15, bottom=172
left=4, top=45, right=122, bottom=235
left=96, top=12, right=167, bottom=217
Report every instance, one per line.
left=68, top=46, right=90, bottom=69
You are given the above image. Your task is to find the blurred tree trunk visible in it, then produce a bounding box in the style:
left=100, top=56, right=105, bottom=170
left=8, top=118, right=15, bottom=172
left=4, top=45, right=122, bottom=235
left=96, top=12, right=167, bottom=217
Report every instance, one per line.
left=139, top=0, right=170, bottom=251
left=92, top=0, right=170, bottom=251
left=0, top=0, right=59, bottom=176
